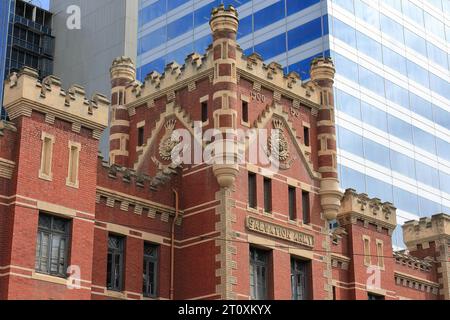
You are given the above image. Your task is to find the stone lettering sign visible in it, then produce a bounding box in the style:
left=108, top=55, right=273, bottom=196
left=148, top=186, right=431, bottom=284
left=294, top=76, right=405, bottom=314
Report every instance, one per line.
left=251, top=91, right=266, bottom=103
left=246, top=216, right=314, bottom=247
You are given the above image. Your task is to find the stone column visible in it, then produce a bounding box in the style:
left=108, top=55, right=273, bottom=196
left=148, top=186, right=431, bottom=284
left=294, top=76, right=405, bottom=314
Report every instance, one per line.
left=109, top=56, right=135, bottom=166
left=310, top=57, right=342, bottom=221
left=210, top=5, right=240, bottom=188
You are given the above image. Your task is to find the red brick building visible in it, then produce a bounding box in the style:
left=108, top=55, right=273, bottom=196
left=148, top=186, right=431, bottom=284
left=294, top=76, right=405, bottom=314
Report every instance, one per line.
left=0, top=5, right=448, bottom=300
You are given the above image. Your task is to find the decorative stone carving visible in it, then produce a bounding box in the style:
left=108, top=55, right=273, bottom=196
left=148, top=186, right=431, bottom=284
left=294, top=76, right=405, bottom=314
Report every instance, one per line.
left=268, top=118, right=290, bottom=162
left=159, top=119, right=178, bottom=161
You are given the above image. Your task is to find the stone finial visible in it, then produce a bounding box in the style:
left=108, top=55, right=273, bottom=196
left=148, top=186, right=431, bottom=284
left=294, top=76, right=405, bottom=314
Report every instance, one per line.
left=110, top=56, right=136, bottom=85
left=338, top=189, right=397, bottom=231
left=210, top=5, right=239, bottom=38
left=310, top=57, right=335, bottom=87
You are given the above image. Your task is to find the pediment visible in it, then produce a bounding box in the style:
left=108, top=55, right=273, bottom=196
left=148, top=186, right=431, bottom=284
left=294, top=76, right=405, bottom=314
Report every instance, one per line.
left=249, top=102, right=319, bottom=180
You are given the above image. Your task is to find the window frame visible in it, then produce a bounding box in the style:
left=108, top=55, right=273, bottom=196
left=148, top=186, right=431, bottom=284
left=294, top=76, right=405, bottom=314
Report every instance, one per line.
left=39, top=132, right=55, bottom=181
left=137, top=126, right=145, bottom=147
left=288, top=186, right=297, bottom=221
left=363, top=235, right=371, bottom=266
left=248, top=172, right=257, bottom=209
left=301, top=190, right=310, bottom=224
left=35, top=212, right=71, bottom=278
left=249, top=247, right=269, bottom=300
left=143, top=243, right=159, bottom=298
left=263, top=177, right=272, bottom=213
left=291, top=258, right=311, bottom=300
left=107, top=234, right=125, bottom=292
left=66, top=141, right=81, bottom=188
left=201, top=101, right=208, bottom=123
left=242, top=100, right=249, bottom=123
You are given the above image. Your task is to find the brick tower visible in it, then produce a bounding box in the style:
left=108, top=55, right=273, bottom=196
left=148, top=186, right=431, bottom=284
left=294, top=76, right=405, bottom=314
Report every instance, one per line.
left=1, top=67, right=108, bottom=299
left=210, top=5, right=240, bottom=188
left=109, top=57, right=136, bottom=166
left=310, top=58, right=342, bottom=222
left=403, top=214, right=450, bottom=300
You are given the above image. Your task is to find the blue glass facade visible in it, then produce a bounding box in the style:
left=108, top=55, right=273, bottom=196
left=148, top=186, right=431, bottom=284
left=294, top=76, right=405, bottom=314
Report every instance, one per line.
left=137, top=0, right=329, bottom=80
left=137, top=0, right=450, bottom=248
left=0, top=0, right=13, bottom=107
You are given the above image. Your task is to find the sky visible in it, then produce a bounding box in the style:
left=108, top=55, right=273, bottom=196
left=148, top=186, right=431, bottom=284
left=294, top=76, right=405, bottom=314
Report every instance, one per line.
left=30, top=0, right=50, bottom=10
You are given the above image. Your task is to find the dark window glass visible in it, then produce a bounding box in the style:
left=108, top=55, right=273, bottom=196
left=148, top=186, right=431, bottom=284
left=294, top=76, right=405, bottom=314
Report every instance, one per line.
left=242, top=100, right=249, bottom=123
left=250, top=248, right=269, bottom=300
left=138, top=127, right=145, bottom=147
left=201, top=101, right=208, bottom=123
left=248, top=173, right=257, bottom=209
left=143, top=243, right=158, bottom=298
left=263, top=178, right=272, bottom=213
left=35, top=213, right=70, bottom=278
left=291, top=259, right=310, bottom=300
left=368, top=293, right=385, bottom=300
left=288, top=186, right=296, bottom=220
left=302, top=191, right=310, bottom=224
left=107, top=235, right=124, bottom=291
left=304, top=127, right=310, bottom=147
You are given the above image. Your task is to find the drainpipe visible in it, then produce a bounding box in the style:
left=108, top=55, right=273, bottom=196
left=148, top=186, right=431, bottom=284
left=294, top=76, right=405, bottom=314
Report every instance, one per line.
left=170, top=188, right=179, bottom=300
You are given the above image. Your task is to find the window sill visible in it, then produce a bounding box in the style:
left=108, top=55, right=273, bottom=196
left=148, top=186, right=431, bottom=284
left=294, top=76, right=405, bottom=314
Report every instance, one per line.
left=38, top=172, right=53, bottom=182
left=66, top=179, right=79, bottom=189
left=32, top=271, right=67, bottom=286
left=105, top=289, right=126, bottom=300
left=246, top=205, right=259, bottom=214
left=241, top=120, right=250, bottom=127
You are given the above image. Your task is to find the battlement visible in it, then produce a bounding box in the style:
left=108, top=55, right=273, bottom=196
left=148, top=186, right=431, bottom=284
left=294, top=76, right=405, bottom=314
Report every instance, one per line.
left=403, top=213, right=450, bottom=249
left=394, top=250, right=433, bottom=272
left=124, top=49, right=320, bottom=111
left=3, top=67, right=109, bottom=137
left=100, top=157, right=180, bottom=192
left=125, top=51, right=212, bottom=104
left=239, top=52, right=319, bottom=106
left=310, top=56, right=336, bottom=85
left=210, top=4, right=239, bottom=35
left=110, top=56, right=136, bottom=85
left=338, top=188, right=397, bottom=233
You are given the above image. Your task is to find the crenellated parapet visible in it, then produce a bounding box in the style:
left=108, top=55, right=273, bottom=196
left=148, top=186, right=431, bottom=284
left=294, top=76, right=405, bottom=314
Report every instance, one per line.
left=125, top=52, right=213, bottom=107
left=403, top=214, right=450, bottom=250
left=402, top=214, right=449, bottom=299
left=3, top=67, right=109, bottom=139
left=338, top=189, right=397, bottom=234
left=101, top=159, right=180, bottom=192
left=394, top=251, right=433, bottom=272
left=237, top=53, right=319, bottom=109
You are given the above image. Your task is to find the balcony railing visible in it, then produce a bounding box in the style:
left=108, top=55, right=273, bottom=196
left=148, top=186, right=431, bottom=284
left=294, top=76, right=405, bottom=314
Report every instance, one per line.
left=11, top=36, right=42, bottom=55
left=13, top=15, right=51, bottom=35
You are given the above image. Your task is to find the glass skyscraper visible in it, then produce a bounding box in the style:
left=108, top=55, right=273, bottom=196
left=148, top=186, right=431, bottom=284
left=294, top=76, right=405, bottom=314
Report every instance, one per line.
left=137, top=0, right=449, bottom=248
left=0, top=0, right=13, bottom=105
